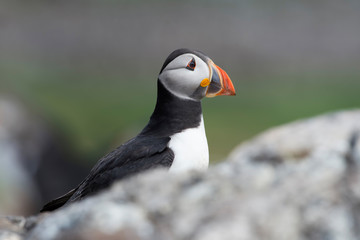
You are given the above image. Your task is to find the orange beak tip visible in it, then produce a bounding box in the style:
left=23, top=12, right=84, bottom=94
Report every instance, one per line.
left=215, top=65, right=236, bottom=96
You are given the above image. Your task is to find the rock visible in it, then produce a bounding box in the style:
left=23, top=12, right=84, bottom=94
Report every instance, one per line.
left=3, top=109, right=360, bottom=240
left=0, top=215, right=39, bottom=240
left=0, top=96, right=88, bottom=215
left=0, top=97, right=43, bottom=215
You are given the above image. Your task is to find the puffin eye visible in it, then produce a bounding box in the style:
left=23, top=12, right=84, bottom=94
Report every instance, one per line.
left=186, top=58, right=196, bottom=71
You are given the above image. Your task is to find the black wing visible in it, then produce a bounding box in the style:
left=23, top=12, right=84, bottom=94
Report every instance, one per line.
left=41, top=136, right=173, bottom=212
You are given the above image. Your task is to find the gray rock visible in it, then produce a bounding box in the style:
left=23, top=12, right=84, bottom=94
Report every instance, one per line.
left=0, top=96, right=88, bottom=215
left=3, top=109, right=360, bottom=240
left=0, top=97, right=43, bottom=215
left=0, top=215, right=39, bottom=240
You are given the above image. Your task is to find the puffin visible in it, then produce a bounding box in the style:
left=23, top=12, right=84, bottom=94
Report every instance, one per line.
left=41, top=48, right=235, bottom=212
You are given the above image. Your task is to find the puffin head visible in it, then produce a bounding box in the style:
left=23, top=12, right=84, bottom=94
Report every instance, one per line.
left=158, top=48, right=236, bottom=101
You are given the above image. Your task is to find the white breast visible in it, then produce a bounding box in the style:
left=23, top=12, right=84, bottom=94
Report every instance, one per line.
left=168, top=116, right=209, bottom=172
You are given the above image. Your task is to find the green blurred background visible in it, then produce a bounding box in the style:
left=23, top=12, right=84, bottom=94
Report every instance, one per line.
left=1, top=0, right=360, bottom=164
left=0, top=0, right=359, bottom=214
left=1, top=0, right=360, bottom=163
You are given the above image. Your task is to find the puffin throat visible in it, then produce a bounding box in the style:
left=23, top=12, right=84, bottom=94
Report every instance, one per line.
left=140, top=81, right=202, bottom=137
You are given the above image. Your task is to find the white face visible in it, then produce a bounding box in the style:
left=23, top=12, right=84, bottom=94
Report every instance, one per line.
left=158, top=53, right=210, bottom=101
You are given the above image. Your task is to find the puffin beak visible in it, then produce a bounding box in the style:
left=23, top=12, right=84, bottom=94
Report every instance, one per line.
left=205, top=61, right=236, bottom=97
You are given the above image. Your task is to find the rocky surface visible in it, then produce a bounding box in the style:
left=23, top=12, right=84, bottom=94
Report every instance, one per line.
left=0, top=96, right=87, bottom=215
left=0, top=216, right=39, bottom=240
left=0, top=97, right=45, bottom=215
left=1, top=109, right=360, bottom=240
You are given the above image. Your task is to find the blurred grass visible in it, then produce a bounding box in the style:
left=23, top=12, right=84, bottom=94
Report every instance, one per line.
left=204, top=73, right=360, bottom=160
left=1, top=61, right=359, bottom=164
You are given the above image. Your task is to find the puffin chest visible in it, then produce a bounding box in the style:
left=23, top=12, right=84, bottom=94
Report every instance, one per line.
left=168, top=117, right=209, bottom=172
